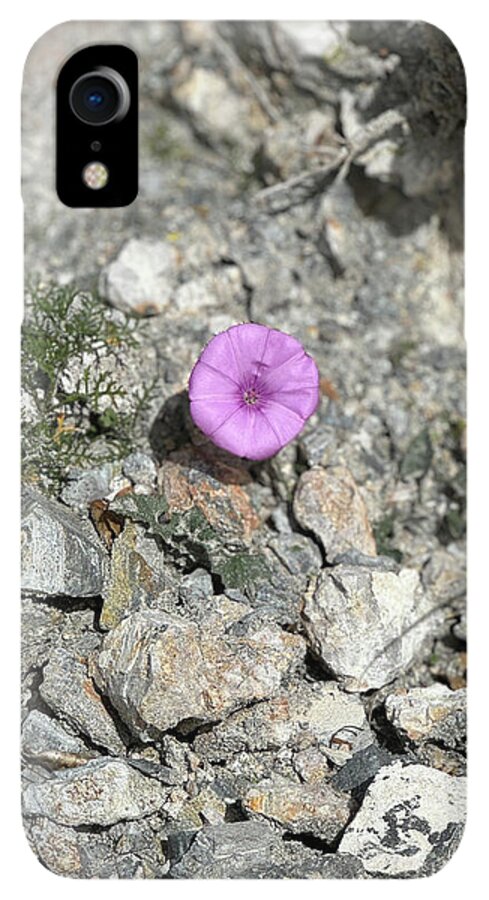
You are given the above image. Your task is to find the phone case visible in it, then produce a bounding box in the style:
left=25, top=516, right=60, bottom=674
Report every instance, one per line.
left=21, top=20, right=466, bottom=879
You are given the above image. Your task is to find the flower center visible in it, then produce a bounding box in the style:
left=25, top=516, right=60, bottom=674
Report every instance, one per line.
left=243, top=388, right=259, bottom=406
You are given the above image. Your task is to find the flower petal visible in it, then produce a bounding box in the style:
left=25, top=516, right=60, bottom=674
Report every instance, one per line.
left=258, top=349, right=319, bottom=401
left=207, top=403, right=284, bottom=459
left=193, top=329, right=244, bottom=387
left=225, top=323, right=273, bottom=386
left=189, top=398, right=242, bottom=438
left=189, top=357, right=241, bottom=401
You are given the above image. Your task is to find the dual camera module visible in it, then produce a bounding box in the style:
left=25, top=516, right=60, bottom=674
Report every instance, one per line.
left=56, top=45, right=138, bottom=207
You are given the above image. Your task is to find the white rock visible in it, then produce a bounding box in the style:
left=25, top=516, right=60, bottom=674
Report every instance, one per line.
left=278, top=22, right=347, bottom=60
left=385, top=684, right=466, bottom=746
left=99, top=238, right=179, bottom=315
left=303, top=565, right=441, bottom=691
left=339, top=761, right=466, bottom=875
left=23, top=759, right=168, bottom=827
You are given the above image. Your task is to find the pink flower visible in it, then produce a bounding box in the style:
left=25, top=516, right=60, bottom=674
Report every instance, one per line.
left=188, top=323, right=320, bottom=460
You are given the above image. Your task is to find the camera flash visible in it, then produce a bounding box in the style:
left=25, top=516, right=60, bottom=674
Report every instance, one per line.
left=82, top=161, right=109, bottom=190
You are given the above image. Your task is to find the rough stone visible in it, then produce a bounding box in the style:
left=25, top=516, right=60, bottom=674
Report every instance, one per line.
left=293, top=465, right=376, bottom=561
left=303, top=565, right=440, bottom=691
left=385, top=685, right=466, bottom=749
left=339, top=761, right=466, bottom=876
left=158, top=450, right=261, bottom=547
left=60, top=462, right=120, bottom=509
left=21, top=710, right=97, bottom=769
left=194, top=681, right=370, bottom=763
left=40, top=647, right=125, bottom=754
left=171, top=67, right=265, bottom=155
left=122, top=451, right=158, bottom=489
left=23, top=758, right=169, bottom=827
left=99, top=238, right=179, bottom=315
left=25, top=813, right=168, bottom=878
left=91, top=610, right=305, bottom=739
left=243, top=776, right=354, bottom=841
left=169, top=820, right=365, bottom=879
left=99, top=520, right=171, bottom=630
left=21, top=487, right=107, bottom=598
left=330, top=743, right=394, bottom=793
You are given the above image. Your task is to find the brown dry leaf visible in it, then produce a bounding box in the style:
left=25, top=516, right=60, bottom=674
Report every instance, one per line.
left=89, top=500, right=124, bottom=549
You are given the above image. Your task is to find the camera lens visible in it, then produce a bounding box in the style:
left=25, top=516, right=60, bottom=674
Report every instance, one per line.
left=69, top=67, right=130, bottom=125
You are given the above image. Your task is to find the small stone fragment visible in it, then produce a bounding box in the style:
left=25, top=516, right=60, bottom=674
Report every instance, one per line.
left=243, top=776, right=353, bottom=841
left=21, top=487, right=107, bottom=598
left=122, top=451, right=157, bottom=489
left=303, top=564, right=440, bottom=691
left=23, top=758, right=168, bottom=826
left=385, top=684, right=466, bottom=748
left=330, top=743, right=394, bottom=793
left=100, top=521, right=164, bottom=630
left=26, top=818, right=83, bottom=876
left=158, top=450, right=261, bottom=547
left=293, top=465, right=376, bottom=561
left=99, top=238, right=179, bottom=315
left=339, top=761, right=466, bottom=876
left=40, top=648, right=125, bottom=754
left=91, top=610, right=305, bottom=739
left=61, top=462, right=119, bottom=509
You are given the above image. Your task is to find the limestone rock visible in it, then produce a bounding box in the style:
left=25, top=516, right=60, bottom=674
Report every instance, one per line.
left=21, top=487, right=107, bottom=598
left=99, top=238, right=179, bottom=315
left=303, top=565, right=440, bottom=690
left=385, top=684, right=466, bottom=748
left=99, top=520, right=167, bottom=630
left=91, top=610, right=305, bottom=739
left=194, top=681, right=370, bottom=763
left=243, top=776, right=353, bottom=841
left=339, top=761, right=466, bottom=876
left=293, top=466, right=376, bottom=561
left=21, top=710, right=97, bottom=769
left=23, top=759, right=168, bottom=827
left=40, top=647, right=125, bottom=754
left=169, top=820, right=365, bottom=879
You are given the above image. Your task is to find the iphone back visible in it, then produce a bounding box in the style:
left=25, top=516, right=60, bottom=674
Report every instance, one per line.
left=21, top=20, right=466, bottom=879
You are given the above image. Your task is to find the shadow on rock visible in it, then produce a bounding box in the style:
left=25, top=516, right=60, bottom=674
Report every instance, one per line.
left=149, top=389, right=260, bottom=486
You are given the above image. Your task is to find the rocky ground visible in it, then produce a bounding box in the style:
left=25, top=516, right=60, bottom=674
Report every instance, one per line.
left=21, top=21, right=466, bottom=878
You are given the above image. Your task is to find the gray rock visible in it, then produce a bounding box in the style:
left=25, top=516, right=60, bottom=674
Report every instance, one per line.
left=385, top=685, right=466, bottom=749
left=303, top=565, right=440, bottom=691
left=91, top=610, right=305, bottom=739
left=339, top=761, right=466, bottom=876
left=293, top=465, right=377, bottom=561
left=171, top=67, right=264, bottom=160
left=243, top=776, right=354, bottom=841
left=23, top=758, right=169, bottom=826
left=21, top=487, right=107, bottom=597
left=21, top=710, right=96, bottom=769
left=40, top=647, right=125, bottom=754
left=60, top=462, right=119, bottom=509
left=25, top=813, right=168, bottom=878
left=170, top=820, right=365, bottom=879
left=122, top=451, right=157, bottom=488
left=298, top=423, right=337, bottom=467
left=99, top=238, right=179, bottom=315
left=194, top=681, right=370, bottom=763
left=179, top=568, right=214, bottom=603
left=331, top=743, right=394, bottom=793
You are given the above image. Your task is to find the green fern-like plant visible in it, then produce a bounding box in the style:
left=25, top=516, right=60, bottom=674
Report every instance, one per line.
left=22, top=281, right=156, bottom=494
